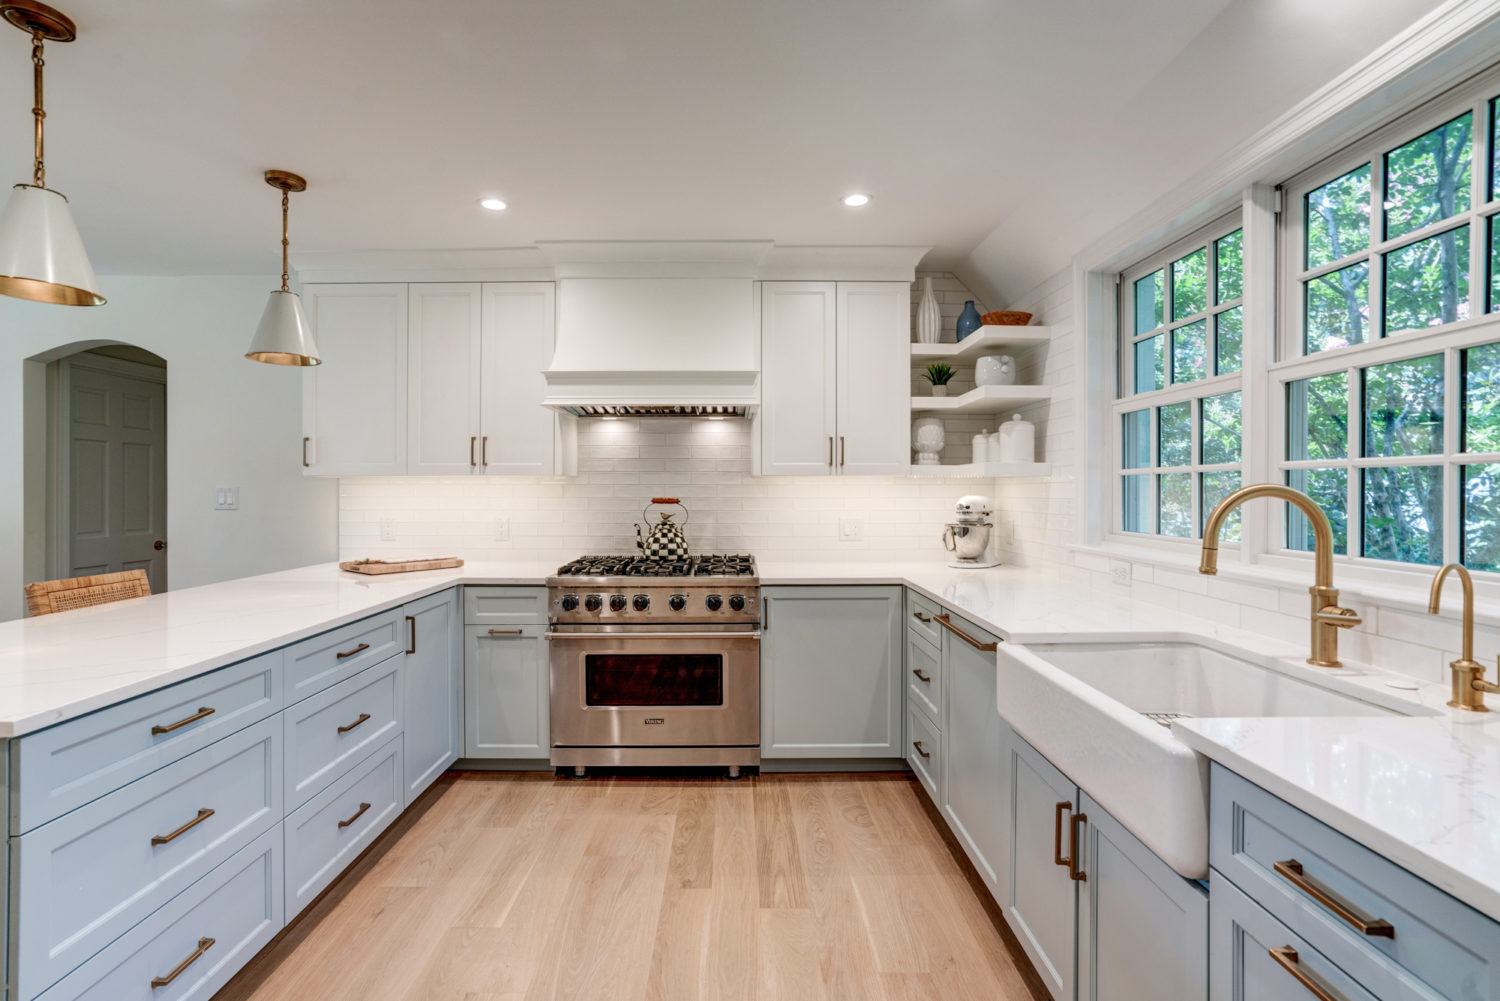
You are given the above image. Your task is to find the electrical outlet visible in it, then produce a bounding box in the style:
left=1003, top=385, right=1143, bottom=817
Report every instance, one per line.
left=214, top=487, right=238, bottom=511
left=379, top=517, right=397, bottom=542
left=838, top=517, right=865, bottom=542
left=1110, top=560, right=1132, bottom=586
left=493, top=517, right=510, bottom=542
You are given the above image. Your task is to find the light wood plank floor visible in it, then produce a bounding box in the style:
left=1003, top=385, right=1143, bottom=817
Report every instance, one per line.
left=216, top=771, right=1046, bottom=1001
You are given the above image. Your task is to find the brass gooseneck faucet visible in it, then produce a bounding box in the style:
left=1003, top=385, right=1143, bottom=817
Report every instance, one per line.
left=1200, top=484, right=1362, bottom=667
left=1427, top=563, right=1500, bottom=712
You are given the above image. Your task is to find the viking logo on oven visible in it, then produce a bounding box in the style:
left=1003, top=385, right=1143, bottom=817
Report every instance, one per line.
left=644, top=717, right=665, bottom=725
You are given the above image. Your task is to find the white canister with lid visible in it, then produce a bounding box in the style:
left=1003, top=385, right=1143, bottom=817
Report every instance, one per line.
left=972, top=430, right=990, bottom=463
left=996, top=414, right=1036, bottom=463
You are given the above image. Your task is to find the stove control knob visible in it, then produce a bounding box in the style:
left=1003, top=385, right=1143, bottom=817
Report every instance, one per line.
left=560, top=594, right=579, bottom=612
left=633, top=594, right=650, bottom=612
left=584, top=594, right=603, bottom=613
left=706, top=594, right=723, bottom=612
left=669, top=594, right=687, bottom=611
left=609, top=594, right=627, bottom=612
left=729, top=594, right=746, bottom=612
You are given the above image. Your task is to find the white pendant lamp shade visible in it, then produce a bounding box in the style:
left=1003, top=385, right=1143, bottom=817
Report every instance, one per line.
left=0, top=183, right=103, bottom=305
left=246, top=288, right=320, bottom=366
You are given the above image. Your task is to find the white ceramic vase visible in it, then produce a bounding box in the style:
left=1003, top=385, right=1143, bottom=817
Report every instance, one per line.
left=975, top=354, right=1017, bottom=386
left=913, top=417, right=945, bottom=465
left=916, top=276, right=941, bottom=344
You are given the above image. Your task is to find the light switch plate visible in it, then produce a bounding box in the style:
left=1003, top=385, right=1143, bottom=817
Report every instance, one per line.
left=380, top=517, right=397, bottom=542
left=214, top=487, right=238, bottom=511
left=838, top=517, right=864, bottom=542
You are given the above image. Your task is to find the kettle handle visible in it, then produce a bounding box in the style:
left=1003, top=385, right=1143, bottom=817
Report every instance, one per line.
left=643, top=498, right=689, bottom=526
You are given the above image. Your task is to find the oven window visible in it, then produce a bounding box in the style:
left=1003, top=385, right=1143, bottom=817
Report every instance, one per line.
left=584, top=654, right=724, bottom=706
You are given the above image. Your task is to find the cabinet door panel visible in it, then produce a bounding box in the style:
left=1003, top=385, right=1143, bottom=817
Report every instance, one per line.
left=482, top=282, right=567, bottom=475
left=1006, top=734, right=1077, bottom=1001
left=302, top=284, right=407, bottom=475
left=464, top=625, right=549, bottom=758
left=407, top=284, right=481, bottom=475
left=942, top=612, right=1011, bottom=902
left=760, top=586, right=902, bottom=758
left=760, top=282, right=836, bottom=475
left=403, top=590, right=462, bottom=800
left=836, top=282, right=910, bottom=475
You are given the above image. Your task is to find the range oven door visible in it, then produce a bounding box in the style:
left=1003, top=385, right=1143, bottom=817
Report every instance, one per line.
left=548, top=631, right=760, bottom=749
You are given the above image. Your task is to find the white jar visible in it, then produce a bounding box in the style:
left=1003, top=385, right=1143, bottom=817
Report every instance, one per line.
left=997, top=414, right=1036, bottom=463
left=913, top=417, right=946, bottom=465
left=972, top=430, right=990, bottom=464
left=975, top=354, right=1016, bottom=386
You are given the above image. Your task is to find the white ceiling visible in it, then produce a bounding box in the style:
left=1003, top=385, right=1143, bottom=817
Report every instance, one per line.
left=0, top=0, right=1443, bottom=299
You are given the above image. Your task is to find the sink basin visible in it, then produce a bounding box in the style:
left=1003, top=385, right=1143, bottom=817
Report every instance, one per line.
left=996, top=634, right=1427, bottom=879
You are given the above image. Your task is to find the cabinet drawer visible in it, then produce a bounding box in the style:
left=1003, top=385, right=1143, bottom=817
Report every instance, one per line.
left=285, top=734, right=403, bottom=918
left=907, top=591, right=942, bottom=648
left=1212, top=764, right=1497, bottom=1001
left=907, top=706, right=943, bottom=804
left=1211, top=874, right=1384, bottom=1001
left=13, top=716, right=281, bottom=1001
left=284, top=656, right=402, bottom=811
left=283, top=609, right=403, bottom=704
left=906, top=630, right=942, bottom=727
left=463, top=586, right=548, bottom=625
left=34, top=825, right=283, bottom=1001
left=12, top=651, right=281, bottom=834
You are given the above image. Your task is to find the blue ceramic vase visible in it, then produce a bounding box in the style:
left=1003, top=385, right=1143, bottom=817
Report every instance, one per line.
left=956, top=301, right=982, bottom=341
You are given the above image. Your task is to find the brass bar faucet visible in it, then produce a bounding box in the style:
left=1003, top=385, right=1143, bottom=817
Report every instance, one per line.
left=1427, top=563, right=1500, bottom=712
left=1200, top=484, right=1362, bottom=667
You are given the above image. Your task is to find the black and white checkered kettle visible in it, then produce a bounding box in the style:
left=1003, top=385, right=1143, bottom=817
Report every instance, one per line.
left=635, top=498, right=690, bottom=560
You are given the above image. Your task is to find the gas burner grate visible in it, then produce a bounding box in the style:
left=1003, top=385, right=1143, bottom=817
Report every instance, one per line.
left=1143, top=712, right=1192, bottom=729
left=554, top=554, right=757, bottom=579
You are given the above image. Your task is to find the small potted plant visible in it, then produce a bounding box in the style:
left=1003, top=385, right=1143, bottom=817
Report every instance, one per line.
left=922, top=362, right=955, bottom=397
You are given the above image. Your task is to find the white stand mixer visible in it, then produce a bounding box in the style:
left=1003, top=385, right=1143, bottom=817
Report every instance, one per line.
left=942, top=494, right=1002, bottom=569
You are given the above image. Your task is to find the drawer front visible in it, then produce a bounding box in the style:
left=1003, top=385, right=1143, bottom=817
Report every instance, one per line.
left=1211, top=874, right=1383, bottom=1001
left=907, top=706, right=943, bottom=804
left=906, top=590, right=942, bottom=648
left=14, top=716, right=281, bottom=1001
left=463, top=586, right=548, bottom=625
left=283, top=610, right=403, bottom=704
left=13, top=652, right=282, bottom=834
left=34, top=825, right=283, bottom=1001
left=1212, top=764, right=1496, bottom=1001
left=283, top=656, right=402, bottom=811
left=284, top=734, right=403, bottom=918
left=906, top=630, right=943, bottom=727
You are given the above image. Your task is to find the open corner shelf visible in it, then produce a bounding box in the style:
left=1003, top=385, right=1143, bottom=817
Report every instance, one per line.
left=910, top=326, right=1051, bottom=361
left=909, top=461, right=1051, bottom=478
left=910, top=384, right=1053, bottom=414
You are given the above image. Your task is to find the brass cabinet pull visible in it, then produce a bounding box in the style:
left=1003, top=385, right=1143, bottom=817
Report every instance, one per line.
left=150, top=936, right=215, bottom=989
left=934, top=613, right=999, bottom=652
left=1274, top=859, right=1394, bottom=938
left=405, top=614, right=416, bottom=654
left=151, top=706, right=215, bottom=735
left=1069, top=813, right=1088, bottom=881
left=337, top=712, right=372, bottom=735
left=487, top=628, right=523, bottom=635
left=1268, top=946, right=1347, bottom=1001
left=336, top=642, right=370, bottom=660
left=1053, top=801, right=1071, bottom=867
left=839, top=436, right=846, bottom=467
left=482, top=436, right=489, bottom=466
left=302, top=436, right=310, bottom=468
left=470, top=436, right=477, bottom=467
left=338, top=802, right=372, bottom=829
left=912, top=668, right=932, bottom=683
left=911, top=740, right=931, bottom=759
left=151, top=807, right=214, bottom=846
left=827, top=436, right=834, bottom=467
left=912, top=611, right=932, bottom=623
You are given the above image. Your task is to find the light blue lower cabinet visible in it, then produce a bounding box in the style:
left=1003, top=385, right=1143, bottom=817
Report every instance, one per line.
left=906, top=705, right=942, bottom=802
left=1077, top=791, right=1207, bottom=1001
left=282, top=654, right=402, bottom=812
left=403, top=589, right=462, bottom=799
left=33, top=824, right=283, bottom=1001
left=1004, top=734, right=1079, bottom=1001
left=283, top=732, right=404, bottom=918
left=464, top=624, right=549, bottom=759
left=11, top=715, right=282, bottom=1001
left=941, top=611, right=1011, bottom=902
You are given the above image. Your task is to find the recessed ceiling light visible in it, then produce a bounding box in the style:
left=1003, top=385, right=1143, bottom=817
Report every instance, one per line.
left=479, top=197, right=508, bottom=211
left=842, top=193, right=871, bottom=207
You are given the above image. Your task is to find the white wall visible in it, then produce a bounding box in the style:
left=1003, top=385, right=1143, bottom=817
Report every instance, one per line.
left=0, top=276, right=338, bottom=621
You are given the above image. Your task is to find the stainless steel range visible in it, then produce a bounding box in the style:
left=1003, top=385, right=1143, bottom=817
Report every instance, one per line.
left=546, top=554, right=760, bottom=777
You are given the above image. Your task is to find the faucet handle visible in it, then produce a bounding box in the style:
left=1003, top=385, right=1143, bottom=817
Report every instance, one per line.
left=1315, top=605, right=1362, bottom=629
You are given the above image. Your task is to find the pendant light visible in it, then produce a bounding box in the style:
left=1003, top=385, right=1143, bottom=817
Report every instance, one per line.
left=0, top=1, right=103, bottom=306
left=246, top=170, right=321, bottom=366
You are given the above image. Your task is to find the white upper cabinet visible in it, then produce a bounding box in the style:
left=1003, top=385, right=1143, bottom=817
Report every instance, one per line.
left=759, top=280, right=910, bottom=475
left=481, top=282, right=573, bottom=476
left=407, top=284, right=482, bottom=476
left=302, top=284, right=408, bottom=476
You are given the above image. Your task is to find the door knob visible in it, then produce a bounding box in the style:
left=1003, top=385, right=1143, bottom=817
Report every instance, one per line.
left=153, top=540, right=167, bottom=551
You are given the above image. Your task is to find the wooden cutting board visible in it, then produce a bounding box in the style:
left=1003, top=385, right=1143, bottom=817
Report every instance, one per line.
left=339, top=557, right=465, bottom=575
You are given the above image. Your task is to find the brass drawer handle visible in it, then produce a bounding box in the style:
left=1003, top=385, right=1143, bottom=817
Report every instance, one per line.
left=405, top=614, right=416, bottom=654
left=1274, top=859, right=1394, bottom=938
left=338, top=802, right=372, bottom=829
left=150, top=936, right=215, bottom=989
left=839, top=435, right=846, bottom=467
left=1054, top=801, right=1071, bottom=867
left=337, top=712, right=372, bottom=734
left=1269, top=946, right=1347, bottom=1001
left=482, top=436, right=489, bottom=466
left=470, top=435, right=477, bottom=467
left=911, top=740, right=931, bottom=759
left=488, top=628, right=523, bottom=635
left=302, top=436, right=310, bottom=468
left=1069, top=813, right=1088, bottom=881
left=336, top=642, right=370, bottom=660
left=912, top=668, right=932, bottom=683
left=934, top=613, right=999, bottom=651
left=151, top=807, right=214, bottom=846
left=912, top=611, right=932, bottom=623
left=151, top=706, right=215, bottom=735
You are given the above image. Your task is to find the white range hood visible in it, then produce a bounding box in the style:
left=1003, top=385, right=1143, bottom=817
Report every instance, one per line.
left=542, top=275, right=760, bottom=417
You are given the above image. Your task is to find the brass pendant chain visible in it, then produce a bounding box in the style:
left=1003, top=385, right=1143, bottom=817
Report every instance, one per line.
left=31, top=31, right=45, bottom=188
left=280, top=188, right=290, bottom=293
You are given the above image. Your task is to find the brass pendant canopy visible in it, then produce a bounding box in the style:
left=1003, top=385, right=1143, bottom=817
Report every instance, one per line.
left=246, top=170, right=321, bottom=366
left=0, top=1, right=103, bottom=307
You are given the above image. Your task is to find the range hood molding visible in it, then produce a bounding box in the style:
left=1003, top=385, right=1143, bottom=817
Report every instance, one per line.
left=541, top=369, right=760, bottom=417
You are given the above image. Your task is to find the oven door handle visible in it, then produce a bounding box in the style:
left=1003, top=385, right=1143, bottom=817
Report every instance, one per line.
left=545, top=631, right=762, bottom=640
